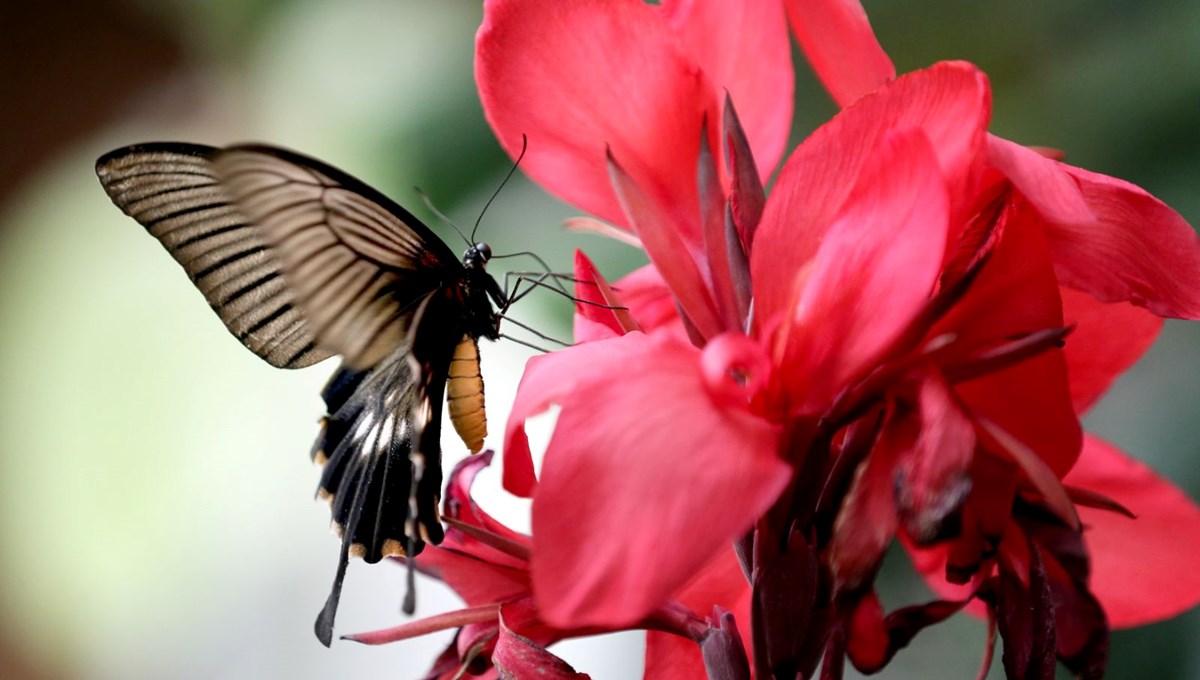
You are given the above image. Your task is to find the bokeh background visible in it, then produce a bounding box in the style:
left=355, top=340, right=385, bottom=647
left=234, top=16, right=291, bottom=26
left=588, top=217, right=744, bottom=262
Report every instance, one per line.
left=1, top=1, right=1198, bottom=678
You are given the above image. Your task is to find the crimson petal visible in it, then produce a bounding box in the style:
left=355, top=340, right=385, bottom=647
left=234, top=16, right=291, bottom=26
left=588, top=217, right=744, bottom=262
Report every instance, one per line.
left=661, top=0, right=794, bottom=179
left=477, top=0, right=714, bottom=240
left=779, top=128, right=949, bottom=414
left=990, top=121, right=1200, bottom=320
left=752, top=61, right=990, bottom=323
left=1059, top=287, right=1162, bottom=414
left=527, top=332, right=788, bottom=628
left=784, top=0, right=895, bottom=107
left=1063, top=435, right=1200, bottom=627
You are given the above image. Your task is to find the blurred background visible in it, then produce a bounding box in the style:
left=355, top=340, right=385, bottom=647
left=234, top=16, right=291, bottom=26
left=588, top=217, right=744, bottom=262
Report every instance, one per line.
left=0, top=0, right=1197, bottom=678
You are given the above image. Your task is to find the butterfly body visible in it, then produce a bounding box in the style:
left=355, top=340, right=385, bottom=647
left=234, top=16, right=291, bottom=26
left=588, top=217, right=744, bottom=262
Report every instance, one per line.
left=95, top=142, right=508, bottom=645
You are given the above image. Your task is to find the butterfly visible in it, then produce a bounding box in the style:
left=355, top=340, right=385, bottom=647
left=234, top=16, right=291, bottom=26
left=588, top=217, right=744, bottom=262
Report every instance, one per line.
left=95, top=142, right=507, bottom=645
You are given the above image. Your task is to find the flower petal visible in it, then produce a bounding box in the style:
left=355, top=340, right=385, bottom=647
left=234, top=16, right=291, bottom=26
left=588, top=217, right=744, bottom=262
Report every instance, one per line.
left=935, top=203, right=1081, bottom=478
left=493, top=604, right=592, bottom=679
left=572, top=250, right=640, bottom=344
left=752, top=61, right=990, bottom=322
left=662, top=0, right=794, bottom=178
left=607, top=150, right=722, bottom=338
left=504, top=337, right=640, bottom=497
left=614, top=265, right=682, bottom=334
left=784, top=0, right=895, bottom=107
left=529, top=332, right=788, bottom=628
left=1064, top=435, right=1200, bottom=627
left=1045, top=163, right=1200, bottom=319
left=477, top=0, right=714, bottom=237
left=1059, top=287, right=1162, bottom=414
left=895, top=373, right=977, bottom=544
left=986, top=136, right=1092, bottom=225
left=780, top=128, right=949, bottom=413
left=829, top=414, right=905, bottom=590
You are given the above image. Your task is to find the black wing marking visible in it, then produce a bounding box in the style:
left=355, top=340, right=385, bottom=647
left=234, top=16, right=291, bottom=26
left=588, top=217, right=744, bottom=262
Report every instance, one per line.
left=95, top=143, right=330, bottom=368
left=211, top=145, right=463, bottom=369
left=310, top=342, right=451, bottom=646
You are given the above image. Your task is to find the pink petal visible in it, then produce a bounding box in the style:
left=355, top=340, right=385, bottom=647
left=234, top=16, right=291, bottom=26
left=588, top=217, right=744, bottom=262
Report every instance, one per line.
left=1046, top=164, right=1200, bottom=319
left=1064, top=435, right=1200, bottom=627
left=477, top=0, right=715, bottom=238
left=415, top=548, right=529, bottom=609
left=528, top=332, right=788, bottom=628
left=780, top=128, right=949, bottom=414
left=784, top=0, right=895, bottom=107
left=752, top=61, right=990, bottom=322
left=644, top=633, right=707, bottom=680
left=662, top=0, right=794, bottom=178
left=504, top=337, right=641, bottom=497
left=1059, top=287, right=1163, bottom=415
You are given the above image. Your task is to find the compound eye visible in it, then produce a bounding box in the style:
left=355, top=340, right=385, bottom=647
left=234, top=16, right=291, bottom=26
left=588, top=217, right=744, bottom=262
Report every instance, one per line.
left=475, top=243, right=492, bottom=262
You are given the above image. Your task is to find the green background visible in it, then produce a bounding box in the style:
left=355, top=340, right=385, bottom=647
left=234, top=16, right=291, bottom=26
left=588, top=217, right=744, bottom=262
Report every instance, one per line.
left=0, top=1, right=1196, bottom=678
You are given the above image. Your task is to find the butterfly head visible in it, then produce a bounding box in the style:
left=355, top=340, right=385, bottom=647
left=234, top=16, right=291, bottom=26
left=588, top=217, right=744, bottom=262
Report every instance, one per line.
left=463, top=242, right=492, bottom=270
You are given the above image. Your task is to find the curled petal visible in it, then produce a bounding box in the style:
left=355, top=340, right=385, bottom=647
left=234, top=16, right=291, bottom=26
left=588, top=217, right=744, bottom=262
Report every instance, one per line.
left=572, top=250, right=639, bottom=343
left=1045, top=164, right=1200, bottom=319
left=1059, top=287, right=1162, bottom=414
left=477, top=0, right=714, bottom=240
left=493, top=604, right=591, bottom=679
left=414, top=547, right=529, bottom=610
left=987, top=136, right=1092, bottom=225
left=753, top=61, right=990, bottom=322
left=784, top=0, right=895, bottom=107
left=895, top=373, right=977, bottom=544
left=1064, top=435, right=1200, bottom=627
left=663, top=0, right=794, bottom=178
left=701, top=333, right=772, bottom=410
left=528, top=332, right=788, bottom=628
left=829, top=412, right=906, bottom=590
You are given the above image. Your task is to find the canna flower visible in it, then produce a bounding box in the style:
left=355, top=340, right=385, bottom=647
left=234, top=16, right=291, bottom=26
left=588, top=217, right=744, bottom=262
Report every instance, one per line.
left=478, top=0, right=1200, bottom=675
left=782, top=0, right=1200, bottom=666
left=349, top=451, right=748, bottom=679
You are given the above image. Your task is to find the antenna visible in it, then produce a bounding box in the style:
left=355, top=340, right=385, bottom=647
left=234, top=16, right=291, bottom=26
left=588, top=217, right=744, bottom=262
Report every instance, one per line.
left=415, top=187, right=472, bottom=249
left=471, top=133, right=528, bottom=242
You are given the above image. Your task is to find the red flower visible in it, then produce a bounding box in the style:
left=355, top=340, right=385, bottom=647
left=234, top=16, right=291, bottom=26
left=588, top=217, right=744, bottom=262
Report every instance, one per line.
left=349, top=451, right=744, bottom=679
left=478, top=0, right=1200, bottom=676
left=781, top=0, right=1200, bottom=671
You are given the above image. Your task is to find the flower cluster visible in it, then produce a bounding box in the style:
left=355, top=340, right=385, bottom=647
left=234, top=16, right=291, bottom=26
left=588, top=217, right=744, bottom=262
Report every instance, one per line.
left=354, top=1, right=1200, bottom=677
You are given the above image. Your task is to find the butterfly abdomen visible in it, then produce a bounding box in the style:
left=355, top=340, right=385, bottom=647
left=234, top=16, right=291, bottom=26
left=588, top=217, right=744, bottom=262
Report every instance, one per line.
left=447, top=336, right=486, bottom=453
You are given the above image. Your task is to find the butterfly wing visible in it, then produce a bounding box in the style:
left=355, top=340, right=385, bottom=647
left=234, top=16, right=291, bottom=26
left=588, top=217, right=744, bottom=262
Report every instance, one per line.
left=95, top=143, right=330, bottom=368
left=210, top=145, right=463, bottom=369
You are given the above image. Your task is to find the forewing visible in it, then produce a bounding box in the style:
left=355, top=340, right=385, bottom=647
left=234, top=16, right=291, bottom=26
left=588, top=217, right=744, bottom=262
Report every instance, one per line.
left=95, top=143, right=330, bottom=368
left=212, top=145, right=463, bottom=369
